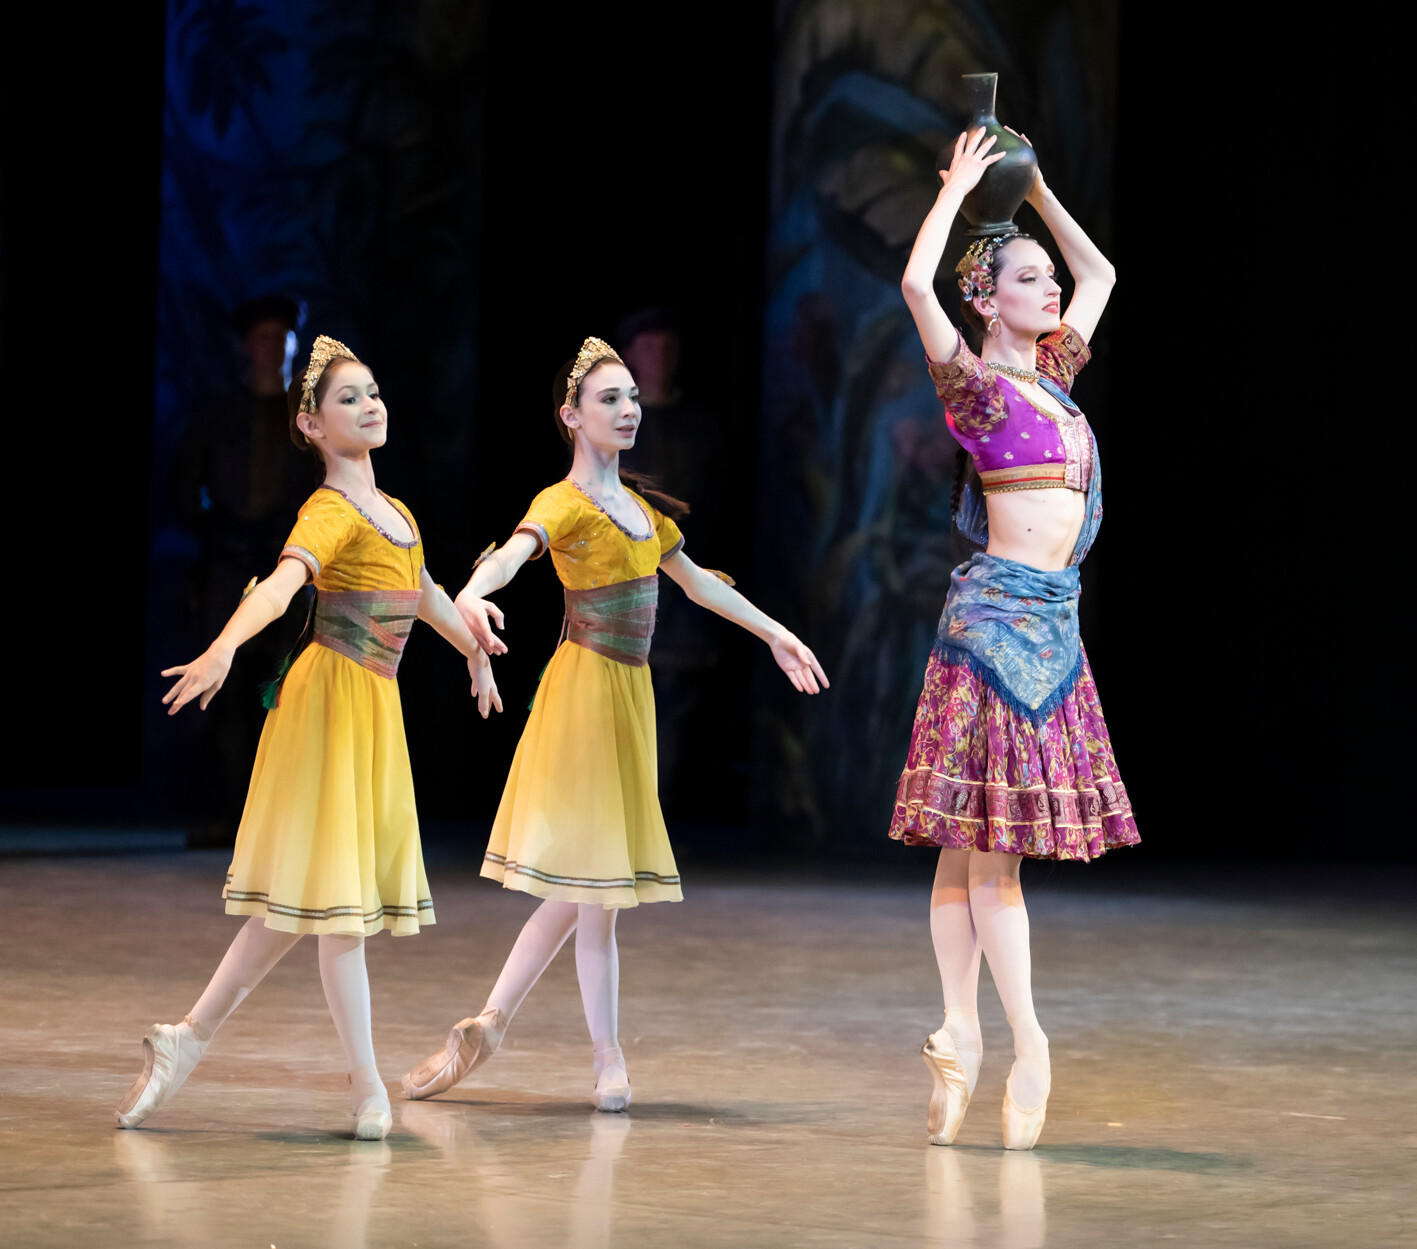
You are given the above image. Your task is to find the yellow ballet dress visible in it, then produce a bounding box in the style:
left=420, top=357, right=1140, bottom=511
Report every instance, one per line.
left=482, top=480, right=686, bottom=908
left=223, top=485, right=435, bottom=937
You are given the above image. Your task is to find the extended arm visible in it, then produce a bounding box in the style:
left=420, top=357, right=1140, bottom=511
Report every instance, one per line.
left=1025, top=171, right=1116, bottom=343
left=451, top=529, right=540, bottom=652
left=660, top=552, right=829, bottom=695
left=901, top=130, right=1004, bottom=363
left=417, top=568, right=503, bottom=717
left=161, top=556, right=310, bottom=714
left=418, top=568, right=482, bottom=659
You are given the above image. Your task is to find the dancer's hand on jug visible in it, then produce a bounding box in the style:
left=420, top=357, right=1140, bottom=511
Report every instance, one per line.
left=939, top=128, right=1005, bottom=195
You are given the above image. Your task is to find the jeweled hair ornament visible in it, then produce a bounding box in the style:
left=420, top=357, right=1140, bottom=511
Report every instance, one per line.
left=300, top=334, right=360, bottom=414
left=955, top=231, right=1029, bottom=304
left=955, top=237, right=1000, bottom=302
left=564, top=336, right=624, bottom=409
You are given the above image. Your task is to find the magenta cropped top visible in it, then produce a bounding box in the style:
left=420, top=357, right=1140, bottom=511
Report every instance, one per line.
left=927, top=325, right=1093, bottom=494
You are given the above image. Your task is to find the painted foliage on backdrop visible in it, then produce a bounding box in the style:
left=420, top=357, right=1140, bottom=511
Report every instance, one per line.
left=147, top=0, right=486, bottom=813
left=755, top=0, right=1117, bottom=845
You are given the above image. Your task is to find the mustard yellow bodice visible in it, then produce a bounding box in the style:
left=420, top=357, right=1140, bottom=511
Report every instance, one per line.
left=514, top=480, right=683, bottom=589
left=280, top=486, right=424, bottom=591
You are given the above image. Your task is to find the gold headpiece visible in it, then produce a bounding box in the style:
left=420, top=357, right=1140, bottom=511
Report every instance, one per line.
left=300, top=334, right=360, bottom=414
left=563, top=336, right=624, bottom=409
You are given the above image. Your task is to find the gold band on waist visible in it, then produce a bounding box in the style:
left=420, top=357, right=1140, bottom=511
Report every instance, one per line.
left=978, top=463, right=1079, bottom=494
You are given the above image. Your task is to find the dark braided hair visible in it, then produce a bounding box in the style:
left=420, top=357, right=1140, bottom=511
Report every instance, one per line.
left=949, top=447, right=972, bottom=519
left=949, top=233, right=1032, bottom=526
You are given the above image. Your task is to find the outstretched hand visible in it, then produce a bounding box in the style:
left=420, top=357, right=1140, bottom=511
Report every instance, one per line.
left=939, top=128, right=1005, bottom=196
left=468, top=652, right=504, bottom=718
left=160, top=645, right=234, bottom=715
left=770, top=630, right=830, bottom=695
left=455, top=595, right=508, bottom=655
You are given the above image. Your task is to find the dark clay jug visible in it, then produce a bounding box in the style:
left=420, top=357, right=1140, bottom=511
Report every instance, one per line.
left=938, top=73, right=1037, bottom=238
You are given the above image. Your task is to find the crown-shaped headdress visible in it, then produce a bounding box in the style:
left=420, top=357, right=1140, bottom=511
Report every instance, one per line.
left=563, top=336, right=624, bottom=409
left=300, top=334, right=361, bottom=414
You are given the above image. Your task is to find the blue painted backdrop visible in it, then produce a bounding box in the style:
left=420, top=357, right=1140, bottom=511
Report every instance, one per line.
left=752, top=0, right=1119, bottom=846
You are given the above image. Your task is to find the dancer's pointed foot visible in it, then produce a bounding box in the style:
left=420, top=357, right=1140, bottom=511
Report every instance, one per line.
left=943, top=1007, right=983, bottom=1097
left=400, top=1008, right=507, bottom=1100
left=115, top=1019, right=208, bottom=1129
left=922, top=1027, right=971, bottom=1145
left=591, top=1045, right=631, bottom=1113
left=1001, top=1036, right=1050, bottom=1150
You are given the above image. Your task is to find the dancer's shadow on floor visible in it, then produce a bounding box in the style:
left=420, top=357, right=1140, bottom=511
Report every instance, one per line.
left=423, top=1090, right=758, bottom=1123
left=1027, top=1145, right=1253, bottom=1173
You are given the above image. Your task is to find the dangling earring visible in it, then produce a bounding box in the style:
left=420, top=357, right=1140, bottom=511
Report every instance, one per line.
left=988, top=311, right=1000, bottom=337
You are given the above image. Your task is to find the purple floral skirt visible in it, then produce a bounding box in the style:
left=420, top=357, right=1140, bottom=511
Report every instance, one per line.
left=889, top=642, right=1139, bottom=861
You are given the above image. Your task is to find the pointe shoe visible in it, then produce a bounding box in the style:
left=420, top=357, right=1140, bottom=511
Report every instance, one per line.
left=115, top=1021, right=207, bottom=1129
left=922, top=1027, right=972, bottom=1145
left=591, top=1046, right=631, bottom=1113
left=353, top=1090, right=393, bottom=1141
left=400, top=1008, right=506, bottom=1100
left=1001, top=1061, right=1050, bottom=1151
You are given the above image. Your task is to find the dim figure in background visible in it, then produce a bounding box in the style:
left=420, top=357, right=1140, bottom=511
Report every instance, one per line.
left=174, top=294, right=319, bottom=842
left=118, top=337, right=502, bottom=1141
left=892, top=129, right=1138, bottom=1149
left=401, top=337, right=827, bottom=1112
left=616, top=308, right=732, bottom=817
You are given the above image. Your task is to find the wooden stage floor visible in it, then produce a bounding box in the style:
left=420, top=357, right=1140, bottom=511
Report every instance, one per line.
left=0, top=851, right=1412, bottom=1247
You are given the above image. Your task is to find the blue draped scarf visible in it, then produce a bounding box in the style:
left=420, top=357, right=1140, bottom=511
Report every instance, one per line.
left=936, top=552, right=1082, bottom=718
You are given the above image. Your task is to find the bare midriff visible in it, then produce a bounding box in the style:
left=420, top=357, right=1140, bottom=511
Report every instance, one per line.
left=984, top=487, right=1085, bottom=571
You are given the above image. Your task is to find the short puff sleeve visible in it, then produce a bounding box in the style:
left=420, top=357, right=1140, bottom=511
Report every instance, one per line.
left=280, top=490, right=358, bottom=579
left=634, top=491, right=684, bottom=563
left=1034, top=324, right=1091, bottom=394
left=925, top=342, right=1007, bottom=436
left=514, top=485, right=583, bottom=559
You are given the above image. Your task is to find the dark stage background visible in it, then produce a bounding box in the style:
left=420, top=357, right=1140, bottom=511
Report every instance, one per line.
left=1, top=2, right=1387, bottom=864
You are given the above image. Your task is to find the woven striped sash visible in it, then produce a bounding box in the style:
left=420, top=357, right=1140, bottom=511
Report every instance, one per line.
left=564, top=575, right=658, bottom=667
left=312, top=589, right=421, bottom=678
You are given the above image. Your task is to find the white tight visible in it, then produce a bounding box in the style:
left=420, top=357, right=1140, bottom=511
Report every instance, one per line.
left=186, top=916, right=383, bottom=1105
left=483, top=899, right=622, bottom=1052
left=931, top=849, right=1050, bottom=1103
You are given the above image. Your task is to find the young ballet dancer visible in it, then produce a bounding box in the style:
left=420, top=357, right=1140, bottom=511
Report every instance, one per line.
left=116, top=335, right=503, bottom=1140
left=401, top=336, right=828, bottom=1110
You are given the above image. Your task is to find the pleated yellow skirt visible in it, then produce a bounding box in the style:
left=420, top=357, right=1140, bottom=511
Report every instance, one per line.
left=224, top=642, right=434, bottom=936
left=483, top=641, right=682, bottom=907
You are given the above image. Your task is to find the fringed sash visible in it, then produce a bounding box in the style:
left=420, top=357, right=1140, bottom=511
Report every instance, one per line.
left=564, top=575, right=658, bottom=667
left=937, top=552, right=1081, bottom=717
left=312, top=588, right=421, bottom=678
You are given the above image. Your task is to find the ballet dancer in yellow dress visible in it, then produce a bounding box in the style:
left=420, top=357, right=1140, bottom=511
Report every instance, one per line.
left=402, top=336, right=828, bottom=1110
left=116, top=336, right=503, bottom=1140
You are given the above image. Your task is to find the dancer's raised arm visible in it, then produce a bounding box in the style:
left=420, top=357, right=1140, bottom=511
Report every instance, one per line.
left=416, top=568, right=503, bottom=717
left=1021, top=150, right=1116, bottom=342
left=900, top=129, right=1005, bottom=363
left=161, top=556, right=310, bottom=714
left=451, top=530, right=538, bottom=653
left=660, top=552, right=828, bottom=695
